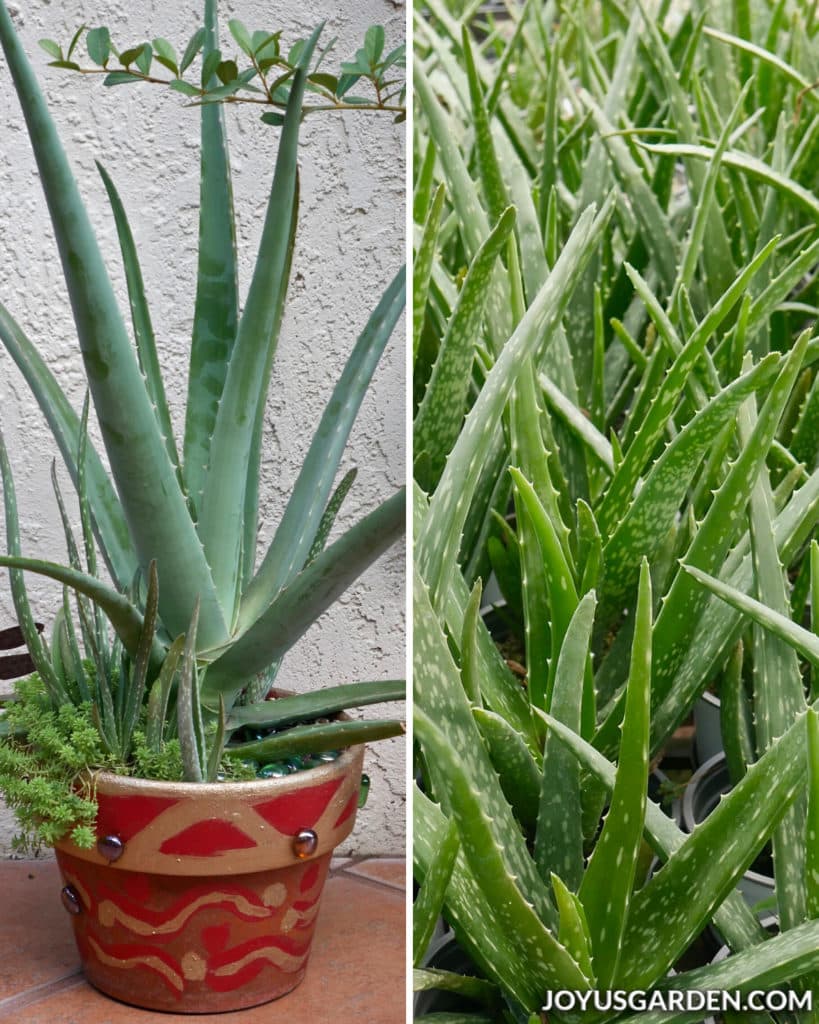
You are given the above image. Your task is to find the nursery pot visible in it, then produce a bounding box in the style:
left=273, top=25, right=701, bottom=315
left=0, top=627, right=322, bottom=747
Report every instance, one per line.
left=53, top=743, right=364, bottom=1013
left=682, top=753, right=775, bottom=915
left=693, top=691, right=722, bottom=766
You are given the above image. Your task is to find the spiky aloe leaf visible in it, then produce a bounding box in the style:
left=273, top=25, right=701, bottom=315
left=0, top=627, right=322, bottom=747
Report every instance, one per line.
left=616, top=714, right=807, bottom=989
left=96, top=162, right=180, bottom=485
left=205, top=489, right=404, bottom=702
left=226, top=680, right=404, bottom=730
left=183, top=0, right=239, bottom=518
left=228, top=718, right=404, bottom=761
left=472, top=708, right=540, bottom=833
left=413, top=183, right=445, bottom=364
left=305, top=468, right=357, bottom=566
left=197, top=24, right=323, bottom=613
left=539, top=714, right=766, bottom=955
left=538, top=372, right=614, bottom=474
left=415, top=707, right=589, bottom=999
left=413, top=819, right=459, bottom=966
left=205, top=695, right=227, bottom=782
left=807, top=709, right=819, bottom=919
left=238, top=268, right=405, bottom=634
left=720, top=641, right=754, bottom=784
left=651, top=329, right=810, bottom=707
left=121, top=559, right=159, bottom=754
left=578, top=561, right=651, bottom=989
left=177, top=600, right=203, bottom=783
left=703, top=25, right=818, bottom=98
left=412, top=969, right=497, bottom=1007
left=552, top=874, right=595, bottom=986
left=0, top=1, right=227, bottom=648
left=414, top=208, right=516, bottom=487
left=0, top=303, right=135, bottom=587
left=416, top=200, right=613, bottom=603
left=145, top=634, right=185, bottom=751
left=462, top=27, right=507, bottom=224
left=536, top=591, right=596, bottom=892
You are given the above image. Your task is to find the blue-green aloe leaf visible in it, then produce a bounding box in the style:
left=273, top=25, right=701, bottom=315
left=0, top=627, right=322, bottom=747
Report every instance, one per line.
left=413, top=819, right=459, bottom=967
left=183, top=0, right=239, bottom=517
left=197, top=24, right=323, bottom=613
left=413, top=182, right=445, bottom=364
left=238, top=267, right=405, bottom=633
left=472, top=707, right=541, bottom=833
left=0, top=1, right=227, bottom=647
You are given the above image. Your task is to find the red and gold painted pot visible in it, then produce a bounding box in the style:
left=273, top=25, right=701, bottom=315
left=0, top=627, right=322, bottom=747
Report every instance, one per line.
left=53, top=743, right=365, bottom=1013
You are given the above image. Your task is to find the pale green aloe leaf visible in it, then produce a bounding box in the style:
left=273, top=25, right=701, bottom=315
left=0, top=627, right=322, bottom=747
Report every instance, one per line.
left=413, top=183, right=446, bottom=364
left=122, top=559, right=159, bottom=752
left=414, top=207, right=516, bottom=487
left=416, top=201, right=613, bottom=604
left=616, top=715, right=807, bottom=988
left=551, top=874, right=595, bottom=987
left=600, top=354, right=781, bottom=614
left=96, top=162, right=181, bottom=486
left=412, top=968, right=497, bottom=1006
left=807, top=708, right=819, bottom=919
left=682, top=563, right=819, bottom=666
left=791, top=371, right=819, bottom=470
left=0, top=2, right=227, bottom=647
left=305, top=467, right=357, bottom=567
left=537, top=712, right=767, bottom=955
left=462, top=27, right=508, bottom=223
left=226, top=679, right=404, bottom=729
left=415, top=707, right=589, bottom=998
left=472, top=708, right=541, bottom=833
left=413, top=820, right=459, bottom=967
left=538, top=373, right=614, bottom=474
left=0, top=302, right=135, bottom=588
left=813, top=539, right=819, bottom=702
left=205, top=695, right=227, bottom=782
left=204, top=488, right=404, bottom=702
left=183, top=0, right=239, bottom=517
left=651, top=329, right=810, bottom=706
left=703, top=25, right=817, bottom=98
left=535, top=591, right=596, bottom=892
left=617, top=919, right=819, bottom=1024
left=459, top=580, right=482, bottom=707
left=238, top=267, right=405, bottom=634
left=579, top=561, right=651, bottom=990
left=177, top=600, right=203, bottom=783
left=228, top=718, right=404, bottom=761
left=721, top=641, right=753, bottom=784
left=197, top=24, right=323, bottom=613
left=145, top=634, right=185, bottom=751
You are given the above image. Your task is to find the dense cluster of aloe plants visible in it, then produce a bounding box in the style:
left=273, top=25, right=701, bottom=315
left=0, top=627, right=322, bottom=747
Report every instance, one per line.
left=413, top=0, right=819, bottom=1020
left=0, top=0, right=405, bottom=796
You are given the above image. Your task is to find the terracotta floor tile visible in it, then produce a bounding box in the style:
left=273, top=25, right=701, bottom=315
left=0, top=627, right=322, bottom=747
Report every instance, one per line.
left=344, top=857, right=406, bottom=891
left=0, top=862, right=405, bottom=1024
left=0, top=862, right=80, bottom=1002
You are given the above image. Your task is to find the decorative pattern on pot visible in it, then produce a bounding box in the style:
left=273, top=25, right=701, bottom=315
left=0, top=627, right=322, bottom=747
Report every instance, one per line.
left=52, top=745, right=364, bottom=1013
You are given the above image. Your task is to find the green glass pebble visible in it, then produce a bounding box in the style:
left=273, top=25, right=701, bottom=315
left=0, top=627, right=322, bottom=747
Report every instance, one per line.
left=358, top=773, right=371, bottom=808
left=318, top=750, right=340, bottom=762
left=258, top=762, right=291, bottom=778
left=285, top=757, right=304, bottom=773
left=302, top=756, right=325, bottom=769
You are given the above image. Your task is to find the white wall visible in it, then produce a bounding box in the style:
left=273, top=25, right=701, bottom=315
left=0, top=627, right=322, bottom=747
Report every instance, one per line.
left=0, top=0, right=405, bottom=855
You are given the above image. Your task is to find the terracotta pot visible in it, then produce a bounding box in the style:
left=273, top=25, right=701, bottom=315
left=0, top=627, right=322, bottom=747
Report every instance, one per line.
left=53, top=743, right=364, bottom=1013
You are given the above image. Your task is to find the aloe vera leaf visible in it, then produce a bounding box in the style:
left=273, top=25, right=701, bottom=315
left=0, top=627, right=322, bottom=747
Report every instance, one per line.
left=813, top=540, right=819, bottom=702
left=182, top=0, right=239, bottom=518
left=206, top=488, right=403, bottom=701
left=510, top=469, right=581, bottom=714
left=413, top=820, right=459, bottom=967
left=741, top=392, right=808, bottom=932
left=460, top=581, right=483, bottom=707
left=807, top=709, right=819, bottom=919
left=229, top=718, right=404, bottom=761
left=536, top=592, right=596, bottom=892
left=0, top=3, right=227, bottom=648
left=203, top=695, right=227, bottom=783
left=0, top=303, right=135, bottom=588
left=413, top=139, right=437, bottom=224
left=641, top=142, right=819, bottom=222
left=682, top=564, right=819, bottom=666
left=538, top=372, right=614, bottom=477
left=462, top=28, right=508, bottom=223
left=617, top=714, right=807, bottom=988
left=416, top=200, right=613, bottom=602
left=651, top=330, right=810, bottom=706
left=414, top=484, right=533, bottom=743
left=177, top=600, right=202, bottom=783
left=792, top=371, right=819, bottom=470
left=579, top=562, right=651, bottom=989
left=0, top=434, right=62, bottom=705
left=551, top=874, right=595, bottom=986
left=96, top=163, right=181, bottom=485
left=414, top=788, right=551, bottom=1010
left=197, top=27, right=322, bottom=612
left=60, top=587, right=89, bottom=702
left=305, top=468, right=357, bottom=567
left=473, top=708, right=541, bottom=832
left=145, top=634, right=185, bottom=751
left=238, top=268, right=405, bottom=633
left=720, top=641, right=754, bottom=784
left=415, top=708, right=589, bottom=996
left=704, top=25, right=817, bottom=99
left=413, top=968, right=497, bottom=1007
left=76, top=396, right=108, bottom=679
left=538, top=32, right=560, bottom=226
left=540, top=710, right=766, bottom=954
left=600, top=355, right=781, bottom=612
left=618, top=924, right=819, bottom=1024
left=413, top=1014, right=493, bottom=1024
left=413, top=183, right=446, bottom=364
left=415, top=208, right=516, bottom=486
left=226, top=680, right=404, bottom=729
left=577, top=501, right=603, bottom=596
left=649, top=466, right=819, bottom=752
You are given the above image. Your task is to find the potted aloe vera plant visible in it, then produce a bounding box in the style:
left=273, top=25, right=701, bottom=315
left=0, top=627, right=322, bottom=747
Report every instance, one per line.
left=413, top=0, right=819, bottom=1018
left=0, top=0, right=405, bottom=1013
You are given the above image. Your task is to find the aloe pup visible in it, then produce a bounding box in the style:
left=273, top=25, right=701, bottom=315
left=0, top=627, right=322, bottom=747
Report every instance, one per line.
left=0, top=0, right=406, bottom=806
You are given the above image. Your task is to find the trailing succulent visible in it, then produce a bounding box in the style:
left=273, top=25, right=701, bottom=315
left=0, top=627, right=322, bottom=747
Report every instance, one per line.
left=0, top=0, right=405, bottom=844
left=413, top=1, right=819, bottom=1020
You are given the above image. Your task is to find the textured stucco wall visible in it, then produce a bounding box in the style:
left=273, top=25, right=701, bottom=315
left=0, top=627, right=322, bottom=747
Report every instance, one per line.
left=0, top=0, right=405, bottom=855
